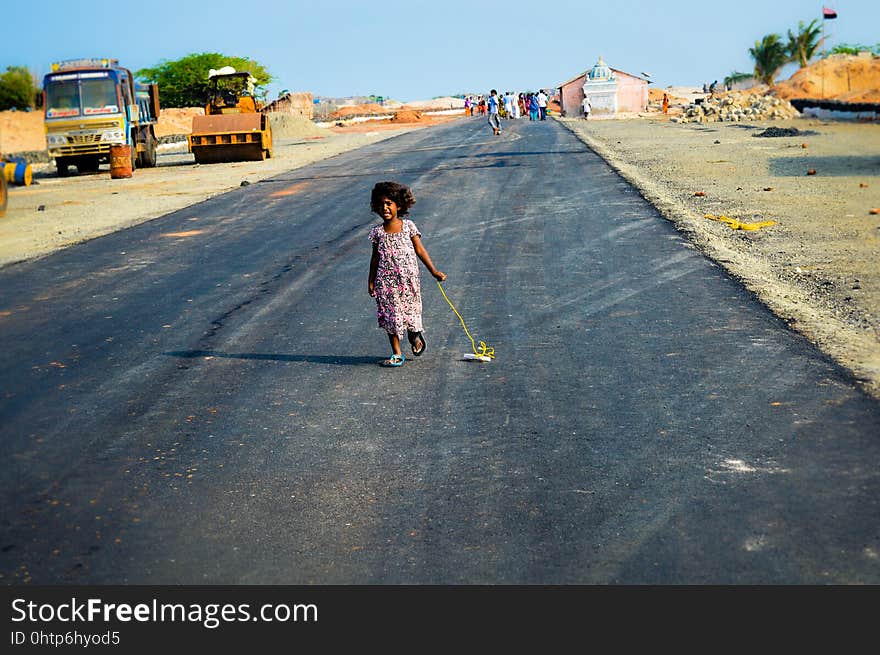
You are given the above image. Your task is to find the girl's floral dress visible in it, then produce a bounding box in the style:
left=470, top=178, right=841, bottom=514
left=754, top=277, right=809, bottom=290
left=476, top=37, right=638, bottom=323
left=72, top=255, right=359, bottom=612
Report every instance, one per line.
left=369, top=219, right=423, bottom=337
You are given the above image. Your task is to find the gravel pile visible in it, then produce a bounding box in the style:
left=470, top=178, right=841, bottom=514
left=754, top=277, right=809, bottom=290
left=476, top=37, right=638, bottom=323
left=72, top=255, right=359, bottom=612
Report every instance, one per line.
left=752, top=126, right=817, bottom=138
left=267, top=112, right=327, bottom=138
left=671, top=92, right=800, bottom=124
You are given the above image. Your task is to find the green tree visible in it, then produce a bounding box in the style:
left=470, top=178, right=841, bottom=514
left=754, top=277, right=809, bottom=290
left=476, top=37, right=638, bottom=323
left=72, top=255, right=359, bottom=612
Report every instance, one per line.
left=749, top=34, right=790, bottom=87
left=830, top=43, right=880, bottom=56
left=787, top=19, right=823, bottom=68
left=0, top=66, right=37, bottom=111
left=136, top=53, right=272, bottom=108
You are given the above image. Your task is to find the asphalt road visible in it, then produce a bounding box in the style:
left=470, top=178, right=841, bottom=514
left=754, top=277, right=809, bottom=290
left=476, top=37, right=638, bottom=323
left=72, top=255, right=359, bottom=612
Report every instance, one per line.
left=1, top=116, right=878, bottom=584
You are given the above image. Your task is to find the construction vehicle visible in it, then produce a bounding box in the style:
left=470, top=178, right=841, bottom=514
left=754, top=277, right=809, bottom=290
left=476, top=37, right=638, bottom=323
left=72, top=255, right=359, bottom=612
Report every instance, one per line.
left=188, top=69, right=273, bottom=164
left=42, top=58, right=160, bottom=176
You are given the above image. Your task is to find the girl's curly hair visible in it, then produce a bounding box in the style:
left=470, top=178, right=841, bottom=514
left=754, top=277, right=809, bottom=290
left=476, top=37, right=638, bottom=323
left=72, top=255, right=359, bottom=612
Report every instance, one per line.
left=370, top=181, right=416, bottom=216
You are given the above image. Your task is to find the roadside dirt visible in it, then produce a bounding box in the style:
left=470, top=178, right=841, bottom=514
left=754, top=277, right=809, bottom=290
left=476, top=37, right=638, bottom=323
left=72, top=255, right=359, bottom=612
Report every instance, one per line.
left=558, top=114, right=880, bottom=398
left=0, top=111, right=44, bottom=154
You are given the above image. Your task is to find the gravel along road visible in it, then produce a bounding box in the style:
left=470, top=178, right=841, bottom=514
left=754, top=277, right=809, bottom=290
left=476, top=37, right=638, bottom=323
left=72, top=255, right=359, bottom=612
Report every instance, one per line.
left=1, top=117, right=878, bottom=583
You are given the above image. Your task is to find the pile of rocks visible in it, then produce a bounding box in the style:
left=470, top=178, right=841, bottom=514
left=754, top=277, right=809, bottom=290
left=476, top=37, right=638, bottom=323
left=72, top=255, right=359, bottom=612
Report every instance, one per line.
left=671, top=92, right=800, bottom=123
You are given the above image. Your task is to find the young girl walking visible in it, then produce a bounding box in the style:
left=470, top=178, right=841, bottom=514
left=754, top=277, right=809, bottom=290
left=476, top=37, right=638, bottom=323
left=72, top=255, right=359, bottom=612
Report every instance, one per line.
left=368, top=181, right=446, bottom=367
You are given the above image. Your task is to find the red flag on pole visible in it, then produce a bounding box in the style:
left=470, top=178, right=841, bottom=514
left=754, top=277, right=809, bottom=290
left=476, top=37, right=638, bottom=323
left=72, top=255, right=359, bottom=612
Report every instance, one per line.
left=823, top=6, right=837, bottom=19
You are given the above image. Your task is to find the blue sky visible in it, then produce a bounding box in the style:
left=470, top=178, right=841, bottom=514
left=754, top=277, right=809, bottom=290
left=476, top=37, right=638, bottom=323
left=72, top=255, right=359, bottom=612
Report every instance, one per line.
left=2, top=0, right=877, bottom=101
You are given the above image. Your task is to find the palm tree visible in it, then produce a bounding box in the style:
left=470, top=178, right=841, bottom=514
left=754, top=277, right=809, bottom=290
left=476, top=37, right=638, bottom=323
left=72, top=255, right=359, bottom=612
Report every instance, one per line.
left=749, top=34, right=789, bottom=87
left=787, top=19, right=824, bottom=68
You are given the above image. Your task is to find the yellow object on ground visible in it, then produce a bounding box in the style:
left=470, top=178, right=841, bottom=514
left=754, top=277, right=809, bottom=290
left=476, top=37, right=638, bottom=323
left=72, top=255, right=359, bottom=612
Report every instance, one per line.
left=704, top=213, right=776, bottom=231
left=436, top=282, right=495, bottom=361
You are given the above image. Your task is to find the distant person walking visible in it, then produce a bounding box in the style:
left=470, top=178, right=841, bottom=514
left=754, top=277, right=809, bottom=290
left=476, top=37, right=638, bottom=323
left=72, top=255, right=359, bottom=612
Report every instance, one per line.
left=503, top=92, right=515, bottom=119
left=487, top=89, right=502, bottom=135
left=528, top=93, right=539, bottom=121
left=662, top=93, right=669, bottom=114
left=536, top=90, right=548, bottom=120
left=582, top=96, right=591, bottom=119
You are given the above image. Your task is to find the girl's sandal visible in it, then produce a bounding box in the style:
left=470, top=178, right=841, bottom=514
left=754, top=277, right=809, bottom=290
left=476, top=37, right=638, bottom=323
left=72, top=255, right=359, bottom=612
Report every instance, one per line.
left=409, top=332, right=426, bottom=357
left=381, top=353, right=405, bottom=367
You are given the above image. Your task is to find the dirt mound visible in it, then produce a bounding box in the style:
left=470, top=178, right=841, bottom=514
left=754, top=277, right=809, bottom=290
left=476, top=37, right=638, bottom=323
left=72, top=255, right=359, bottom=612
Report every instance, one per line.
left=773, top=54, right=880, bottom=102
left=649, top=88, right=689, bottom=104
left=266, top=112, right=327, bottom=138
left=331, top=103, right=389, bottom=117
left=154, top=107, right=204, bottom=137
left=0, top=111, right=46, bottom=155
left=391, top=108, right=423, bottom=123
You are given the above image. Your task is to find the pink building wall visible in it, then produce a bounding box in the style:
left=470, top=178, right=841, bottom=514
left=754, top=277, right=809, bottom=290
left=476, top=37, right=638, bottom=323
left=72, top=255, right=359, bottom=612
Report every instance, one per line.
left=559, top=74, right=587, bottom=117
left=615, top=73, right=649, bottom=113
left=558, top=69, right=648, bottom=117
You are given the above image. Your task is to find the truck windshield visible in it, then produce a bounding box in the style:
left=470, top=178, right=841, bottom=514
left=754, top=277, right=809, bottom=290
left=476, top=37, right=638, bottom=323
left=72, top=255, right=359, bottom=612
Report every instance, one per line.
left=45, top=77, right=119, bottom=118
left=45, top=80, right=81, bottom=118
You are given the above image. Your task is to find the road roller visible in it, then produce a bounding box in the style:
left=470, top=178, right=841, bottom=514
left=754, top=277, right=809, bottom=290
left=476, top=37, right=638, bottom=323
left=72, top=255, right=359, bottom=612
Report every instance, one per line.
left=188, top=70, right=273, bottom=164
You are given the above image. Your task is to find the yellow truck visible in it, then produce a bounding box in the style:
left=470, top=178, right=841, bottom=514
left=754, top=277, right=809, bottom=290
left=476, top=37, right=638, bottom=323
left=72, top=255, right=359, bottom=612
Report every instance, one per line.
left=42, top=58, right=160, bottom=176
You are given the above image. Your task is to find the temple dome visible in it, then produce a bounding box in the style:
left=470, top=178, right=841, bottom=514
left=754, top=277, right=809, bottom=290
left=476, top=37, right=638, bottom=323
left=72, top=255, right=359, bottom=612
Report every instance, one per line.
left=587, top=57, right=613, bottom=80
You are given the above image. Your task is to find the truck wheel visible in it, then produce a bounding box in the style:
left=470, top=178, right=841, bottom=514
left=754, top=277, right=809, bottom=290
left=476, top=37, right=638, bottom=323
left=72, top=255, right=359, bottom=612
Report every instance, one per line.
left=142, top=129, right=157, bottom=168
left=56, top=158, right=70, bottom=177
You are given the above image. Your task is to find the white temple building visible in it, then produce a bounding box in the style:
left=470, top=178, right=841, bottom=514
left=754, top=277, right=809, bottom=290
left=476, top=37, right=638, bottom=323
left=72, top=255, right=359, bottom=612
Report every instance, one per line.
left=558, top=57, right=650, bottom=118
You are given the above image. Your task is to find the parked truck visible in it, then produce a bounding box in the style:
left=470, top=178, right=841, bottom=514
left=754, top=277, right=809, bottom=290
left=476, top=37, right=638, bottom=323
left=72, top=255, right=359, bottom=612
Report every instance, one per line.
left=42, top=58, right=160, bottom=176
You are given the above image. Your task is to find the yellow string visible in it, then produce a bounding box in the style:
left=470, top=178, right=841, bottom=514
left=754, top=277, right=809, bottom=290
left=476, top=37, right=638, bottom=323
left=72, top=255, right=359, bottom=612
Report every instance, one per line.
left=436, top=282, right=495, bottom=360
left=704, top=213, right=777, bottom=231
